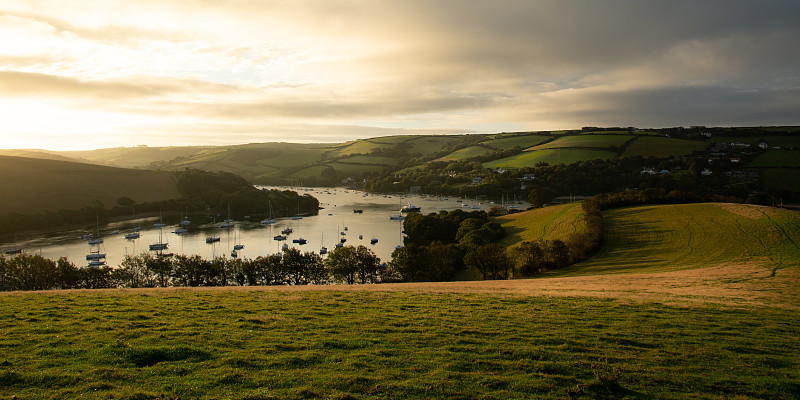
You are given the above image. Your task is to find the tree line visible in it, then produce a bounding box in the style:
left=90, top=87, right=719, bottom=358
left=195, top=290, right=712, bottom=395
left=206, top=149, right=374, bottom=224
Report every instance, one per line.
left=0, top=245, right=385, bottom=292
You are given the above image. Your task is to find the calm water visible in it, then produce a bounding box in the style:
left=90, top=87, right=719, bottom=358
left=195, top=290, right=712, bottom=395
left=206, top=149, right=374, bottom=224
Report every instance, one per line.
left=1, top=187, right=527, bottom=267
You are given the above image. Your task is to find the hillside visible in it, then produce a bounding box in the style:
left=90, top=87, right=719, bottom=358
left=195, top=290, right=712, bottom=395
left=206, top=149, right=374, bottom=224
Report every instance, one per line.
left=496, top=203, right=588, bottom=247
left=0, top=155, right=182, bottom=214
left=562, top=202, right=800, bottom=276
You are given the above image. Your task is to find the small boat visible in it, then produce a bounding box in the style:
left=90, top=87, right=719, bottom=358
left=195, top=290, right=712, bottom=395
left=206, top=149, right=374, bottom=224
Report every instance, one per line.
left=353, top=209, right=363, bottom=213
left=400, top=204, right=421, bottom=213
left=230, top=249, right=238, bottom=258
left=81, top=234, right=93, bottom=240
left=292, top=238, right=307, bottom=245
left=172, top=227, right=188, bottom=235
left=320, top=246, right=327, bottom=255
left=234, top=244, right=244, bottom=250
left=206, top=237, right=221, bottom=244
left=340, top=238, right=347, bottom=244
left=149, top=242, right=168, bottom=251
left=281, top=227, right=293, bottom=235
left=334, top=243, right=343, bottom=248
left=86, top=253, right=106, bottom=261
left=180, top=207, right=191, bottom=226
left=282, top=243, right=289, bottom=250
left=87, top=260, right=106, bottom=267
left=4, top=249, right=22, bottom=255
left=124, top=232, right=140, bottom=240
left=389, top=215, right=405, bottom=220
left=220, top=204, right=235, bottom=229
left=273, top=235, right=287, bottom=241
left=88, top=237, right=104, bottom=245
left=359, top=234, right=363, bottom=240
left=111, top=230, right=120, bottom=235
left=370, top=238, right=378, bottom=244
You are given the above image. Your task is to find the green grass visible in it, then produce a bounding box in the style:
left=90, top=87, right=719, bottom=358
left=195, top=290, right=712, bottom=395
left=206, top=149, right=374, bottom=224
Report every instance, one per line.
left=565, top=203, right=800, bottom=275
left=621, top=136, right=708, bottom=158
left=435, top=145, right=495, bottom=161
left=341, top=155, right=400, bottom=166
left=326, top=162, right=390, bottom=176
left=1, top=289, right=798, bottom=399
left=480, top=134, right=552, bottom=150
left=497, top=203, right=587, bottom=248
left=749, top=150, right=800, bottom=168
left=527, top=135, right=634, bottom=151
left=484, top=149, right=617, bottom=168
left=405, top=136, right=465, bottom=155
left=760, top=168, right=800, bottom=192
left=0, top=156, right=183, bottom=214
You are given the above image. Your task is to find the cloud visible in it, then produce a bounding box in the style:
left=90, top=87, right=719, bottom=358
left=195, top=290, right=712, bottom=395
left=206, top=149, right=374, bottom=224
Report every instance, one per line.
left=1, top=0, right=799, bottom=149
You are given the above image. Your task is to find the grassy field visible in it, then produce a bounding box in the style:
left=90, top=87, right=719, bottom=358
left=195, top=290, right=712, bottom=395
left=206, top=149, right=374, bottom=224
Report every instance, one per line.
left=527, top=135, right=634, bottom=151
left=760, top=168, right=800, bottom=192
left=479, top=134, right=552, bottom=150
left=0, top=156, right=182, bottom=214
left=749, top=150, right=800, bottom=168
left=0, top=286, right=797, bottom=399
left=620, top=136, right=708, bottom=158
left=435, top=145, right=495, bottom=161
left=563, top=203, right=800, bottom=276
left=484, top=149, right=617, bottom=168
left=496, top=203, right=587, bottom=248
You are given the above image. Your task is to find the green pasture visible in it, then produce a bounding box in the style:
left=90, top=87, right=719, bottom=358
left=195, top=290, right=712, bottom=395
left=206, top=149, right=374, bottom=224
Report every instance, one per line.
left=435, top=146, right=495, bottom=161
left=497, top=203, right=587, bottom=248
left=480, top=134, right=552, bottom=150
left=405, top=136, right=464, bottom=155
left=565, top=203, right=800, bottom=276
left=760, top=168, right=800, bottom=192
left=620, top=136, right=708, bottom=158
left=331, top=140, right=385, bottom=157
left=64, top=146, right=214, bottom=169
left=527, top=135, right=634, bottom=151
left=749, top=150, right=800, bottom=168
left=1, top=289, right=797, bottom=400
left=0, top=156, right=182, bottom=214
left=484, top=149, right=617, bottom=168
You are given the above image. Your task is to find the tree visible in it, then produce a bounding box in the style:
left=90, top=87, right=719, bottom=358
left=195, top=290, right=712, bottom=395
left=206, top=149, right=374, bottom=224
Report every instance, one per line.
left=464, top=243, right=510, bottom=280
left=528, top=188, right=553, bottom=208
left=325, top=246, right=359, bottom=284
left=510, top=241, right=545, bottom=277
left=389, top=244, right=429, bottom=282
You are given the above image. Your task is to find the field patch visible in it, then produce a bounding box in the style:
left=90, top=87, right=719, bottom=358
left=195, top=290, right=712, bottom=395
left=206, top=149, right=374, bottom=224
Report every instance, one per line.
left=748, top=149, right=800, bottom=168
left=566, top=203, right=800, bottom=276
left=484, top=149, right=616, bottom=168
left=480, top=134, right=552, bottom=150
left=497, top=203, right=587, bottom=248
left=621, top=136, right=708, bottom=158
left=435, top=145, right=495, bottom=161
left=527, top=135, right=634, bottom=151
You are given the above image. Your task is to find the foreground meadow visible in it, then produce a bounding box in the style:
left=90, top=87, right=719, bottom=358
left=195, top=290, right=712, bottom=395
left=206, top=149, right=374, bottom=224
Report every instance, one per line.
left=1, top=282, right=798, bottom=399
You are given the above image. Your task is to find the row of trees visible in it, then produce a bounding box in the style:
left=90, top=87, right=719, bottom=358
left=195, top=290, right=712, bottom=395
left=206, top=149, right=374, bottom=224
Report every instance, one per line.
left=0, top=245, right=383, bottom=292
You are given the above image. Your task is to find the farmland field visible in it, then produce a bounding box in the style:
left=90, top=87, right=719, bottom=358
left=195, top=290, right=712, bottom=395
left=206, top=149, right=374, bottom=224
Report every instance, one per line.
left=563, top=203, right=800, bottom=276
left=527, top=135, right=634, bottom=151
left=479, top=134, right=552, bottom=150
left=748, top=149, right=800, bottom=168
left=620, top=136, right=708, bottom=158
left=497, top=203, right=586, bottom=248
left=484, top=148, right=617, bottom=168
left=435, top=145, right=495, bottom=161
left=405, top=136, right=464, bottom=155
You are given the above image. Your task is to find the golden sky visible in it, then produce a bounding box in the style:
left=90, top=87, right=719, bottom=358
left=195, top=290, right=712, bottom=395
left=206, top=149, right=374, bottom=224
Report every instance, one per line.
left=2, top=0, right=799, bottom=150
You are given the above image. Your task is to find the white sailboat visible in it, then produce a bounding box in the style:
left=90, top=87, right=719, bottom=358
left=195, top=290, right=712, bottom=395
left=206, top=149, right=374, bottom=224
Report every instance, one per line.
left=149, top=213, right=168, bottom=251
left=261, top=200, right=276, bottom=225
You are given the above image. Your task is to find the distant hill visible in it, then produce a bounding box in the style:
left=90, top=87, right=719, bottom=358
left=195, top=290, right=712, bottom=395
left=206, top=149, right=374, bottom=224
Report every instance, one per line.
left=6, top=126, right=797, bottom=194
left=0, top=155, right=182, bottom=214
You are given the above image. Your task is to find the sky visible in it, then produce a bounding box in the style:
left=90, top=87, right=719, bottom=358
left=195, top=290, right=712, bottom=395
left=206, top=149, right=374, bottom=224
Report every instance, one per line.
left=1, top=0, right=799, bottom=151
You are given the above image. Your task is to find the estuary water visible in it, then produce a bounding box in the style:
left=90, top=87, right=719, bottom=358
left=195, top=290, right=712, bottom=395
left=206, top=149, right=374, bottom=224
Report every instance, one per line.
left=1, top=187, right=526, bottom=268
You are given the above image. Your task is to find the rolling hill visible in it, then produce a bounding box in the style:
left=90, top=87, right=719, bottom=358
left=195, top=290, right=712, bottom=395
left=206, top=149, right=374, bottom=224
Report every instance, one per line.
left=0, top=155, right=182, bottom=214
